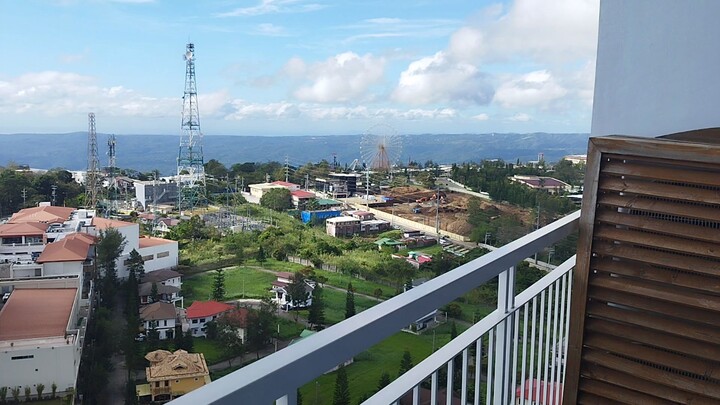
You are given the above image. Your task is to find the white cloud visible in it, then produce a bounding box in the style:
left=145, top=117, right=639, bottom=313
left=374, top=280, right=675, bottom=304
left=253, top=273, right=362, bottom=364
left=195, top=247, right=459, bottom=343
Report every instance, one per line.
left=494, top=70, right=568, bottom=109
left=392, top=51, right=492, bottom=105
left=291, top=52, right=385, bottom=103
left=0, top=71, right=176, bottom=118
left=253, top=23, right=288, bottom=36
left=472, top=113, right=489, bottom=121
left=473, top=0, right=599, bottom=63
left=509, top=113, right=532, bottom=122
left=216, top=0, right=324, bottom=17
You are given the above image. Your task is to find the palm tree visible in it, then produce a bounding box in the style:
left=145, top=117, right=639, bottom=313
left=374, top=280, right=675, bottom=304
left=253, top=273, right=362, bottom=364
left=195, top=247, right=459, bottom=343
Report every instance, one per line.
left=10, top=387, right=19, bottom=402
left=0, top=386, right=7, bottom=402
left=51, top=382, right=57, bottom=398
left=36, top=383, right=45, bottom=399
left=23, top=386, right=31, bottom=401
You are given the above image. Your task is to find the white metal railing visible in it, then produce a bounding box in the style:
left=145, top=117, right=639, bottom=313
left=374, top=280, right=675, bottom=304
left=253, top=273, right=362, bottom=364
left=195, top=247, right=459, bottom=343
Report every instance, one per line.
left=368, top=256, right=575, bottom=405
left=170, top=210, right=580, bottom=405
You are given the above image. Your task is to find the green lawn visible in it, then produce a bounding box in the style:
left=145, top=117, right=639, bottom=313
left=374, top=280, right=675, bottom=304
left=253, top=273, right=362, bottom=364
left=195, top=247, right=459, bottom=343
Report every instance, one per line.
left=299, top=322, right=465, bottom=405
left=300, top=288, right=380, bottom=325
left=313, top=269, right=395, bottom=300
left=183, top=266, right=277, bottom=305
left=193, top=337, right=228, bottom=365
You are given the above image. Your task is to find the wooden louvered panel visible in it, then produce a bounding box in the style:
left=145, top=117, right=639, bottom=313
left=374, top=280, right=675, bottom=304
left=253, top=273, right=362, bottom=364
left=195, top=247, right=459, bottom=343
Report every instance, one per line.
left=582, top=363, right=719, bottom=405
left=563, top=135, right=720, bottom=404
left=597, top=193, right=720, bottom=222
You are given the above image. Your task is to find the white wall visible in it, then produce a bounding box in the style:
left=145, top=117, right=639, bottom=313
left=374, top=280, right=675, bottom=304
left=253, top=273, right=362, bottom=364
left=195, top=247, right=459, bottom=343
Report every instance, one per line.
left=143, top=318, right=176, bottom=340
left=43, top=261, right=83, bottom=277
left=138, top=242, right=179, bottom=273
left=0, top=339, right=81, bottom=395
left=592, top=0, right=720, bottom=137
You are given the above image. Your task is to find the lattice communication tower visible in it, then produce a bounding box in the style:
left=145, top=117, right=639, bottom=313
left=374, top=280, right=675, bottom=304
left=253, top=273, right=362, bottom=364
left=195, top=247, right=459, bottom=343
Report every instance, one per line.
left=177, top=43, right=207, bottom=211
left=85, top=112, right=101, bottom=209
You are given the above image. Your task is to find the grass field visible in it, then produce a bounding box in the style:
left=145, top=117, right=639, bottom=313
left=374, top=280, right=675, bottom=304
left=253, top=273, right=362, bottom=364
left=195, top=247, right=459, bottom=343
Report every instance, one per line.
left=298, top=322, right=466, bottom=404
left=183, top=266, right=277, bottom=305
left=295, top=287, right=381, bottom=325
left=193, top=337, right=227, bottom=365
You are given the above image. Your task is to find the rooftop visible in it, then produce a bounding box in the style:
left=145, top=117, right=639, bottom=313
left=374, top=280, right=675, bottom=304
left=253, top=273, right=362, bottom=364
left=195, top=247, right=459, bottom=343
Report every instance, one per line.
left=139, top=282, right=180, bottom=297
left=271, top=181, right=300, bottom=188
left=0, top=221, right=48, bottom=237
left=145, top=349, right=210, bottom=382
left=9, top=206, right=75, bottom=224
left=0, top=288, right=77, bottom=341
left=142, top=268, right=181, bottom=284
left=291, top=190, right=316, bottom=199
left=186, top=301, right=234, bottom=319
left=138, top=236, right=177, bottom=248
left=92, top=217, right=136, bottom=230
left=36, top=232, right=95, bottom=263
left=326, top=216, right=361, bottom=224
left=139, top=301, right=177, bottom=321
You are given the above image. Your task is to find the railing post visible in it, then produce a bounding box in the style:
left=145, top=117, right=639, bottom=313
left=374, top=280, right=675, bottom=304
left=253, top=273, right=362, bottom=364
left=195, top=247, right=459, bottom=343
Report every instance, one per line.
left=493, top=265, right=515, bottom=404
left=277, top=390, right=297, bottom=405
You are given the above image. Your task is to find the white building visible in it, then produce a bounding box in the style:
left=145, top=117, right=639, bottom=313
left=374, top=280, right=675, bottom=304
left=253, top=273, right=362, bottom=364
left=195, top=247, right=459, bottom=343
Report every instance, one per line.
left=271, top=272, right=315, bottom=311
left=0, top=281, right=84, bottom=398
left=139, top=302, right=178, bottom=340
left=185, top=301, right=234, bottom=338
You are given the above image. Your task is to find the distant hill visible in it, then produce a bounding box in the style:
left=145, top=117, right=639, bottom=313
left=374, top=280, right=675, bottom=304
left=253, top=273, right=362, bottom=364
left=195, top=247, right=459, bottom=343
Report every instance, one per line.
left=0, top=132, right=589, bottom=176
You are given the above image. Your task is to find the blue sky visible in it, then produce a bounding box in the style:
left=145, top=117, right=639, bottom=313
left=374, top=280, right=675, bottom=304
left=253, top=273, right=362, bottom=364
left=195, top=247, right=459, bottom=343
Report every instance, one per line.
left=0, top=0, right=599, bottom=136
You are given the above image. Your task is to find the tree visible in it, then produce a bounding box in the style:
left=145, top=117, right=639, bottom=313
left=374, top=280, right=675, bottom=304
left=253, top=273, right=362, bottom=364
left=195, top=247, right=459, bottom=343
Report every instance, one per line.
left=51, top=383, right=57, bottom=398
left=307, top=285, right=325, bottom=329
left=256, top=245, right=267, bottom=265
left=96, top=227, right=127, bottom=307
left=247, top=297, right=278, bottom=359
left=260, top=187, right=293, bottom=211
left=398, top=349, right=413, bottom=377
left=127, top=248, right=145, bottom=278
left=212, top=269, right=226, bottom=301
left=182, top=329, right=195, bottom=352
left=0, top=387, right=6, bottom=402
left=377, top=371, right=391, bottom=390
left=216, top=317, right=245, bottom=366
left=332, top=365, right=351, bottom=405
left=287, top=272, right=309, bottom=320
left=150, top=282, right=159, bottom=303
left=24, top=386, right=31, bottom=401
left=11, top=387, right=19, bottom=403
left=345, top=283, right=356, bottom=319
left=36, top=383, right=45, bottom=399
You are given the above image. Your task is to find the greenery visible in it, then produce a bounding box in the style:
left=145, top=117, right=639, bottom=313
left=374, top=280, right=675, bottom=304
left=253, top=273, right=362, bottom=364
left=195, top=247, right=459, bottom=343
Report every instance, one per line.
left=398, top=349, right=414, bottom=377
left=260, top=188, right=293, bottom=211
left=211, top=269, right=226, bottom=301
left=332, top=365, right=351, bottom=405
left=307, top=284, right=326, bottom=329
left=183, top=266, right=277, bottom=304
left=96, top=227, right=127, bottom=307
left=0, top=166, right=84, bottom=216
left=345, top=283, right=356, bottom=319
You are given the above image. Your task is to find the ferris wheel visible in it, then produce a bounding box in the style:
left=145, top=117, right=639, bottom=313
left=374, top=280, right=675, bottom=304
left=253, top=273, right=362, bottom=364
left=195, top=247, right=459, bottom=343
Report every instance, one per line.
left=360, top=123, right=403, bottom=172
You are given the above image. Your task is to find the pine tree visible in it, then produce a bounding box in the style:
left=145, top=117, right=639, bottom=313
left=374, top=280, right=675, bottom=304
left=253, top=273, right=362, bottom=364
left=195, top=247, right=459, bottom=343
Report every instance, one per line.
left=377, top=371, right=391, bottom=390
left=307, top=285, right=325, bottom=329
left=127, top=248, right=145, bottom=278
left=345, top=282, right=356, bottom=319
left=212, top=269, right=226, bottom=301
left=332, top=365, right=351, bottom=405
left=398, top=349, right=413, bottom=377
left=150, top=282, right=159, bottom=303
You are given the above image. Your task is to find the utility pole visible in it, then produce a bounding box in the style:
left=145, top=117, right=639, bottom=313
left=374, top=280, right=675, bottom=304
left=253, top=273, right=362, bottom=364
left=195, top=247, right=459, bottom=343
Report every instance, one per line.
left=51, top=185, right=57, bottom=206
left=284, top=155, right=290, bottom=183
left=21, top=188, right=27, bottom=207
left=435, top=185, right=440, bottom=240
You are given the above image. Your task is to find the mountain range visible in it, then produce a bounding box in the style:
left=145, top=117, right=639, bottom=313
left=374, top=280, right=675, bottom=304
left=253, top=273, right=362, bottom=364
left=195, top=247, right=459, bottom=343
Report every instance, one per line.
left=0, top=132, right=590, bottom=176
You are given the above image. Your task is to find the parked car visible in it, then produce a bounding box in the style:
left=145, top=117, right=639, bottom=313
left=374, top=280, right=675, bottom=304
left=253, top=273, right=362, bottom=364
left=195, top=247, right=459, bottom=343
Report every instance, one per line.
left=135, top=333, right=146, bottom=342
left=2, top=292, right=10, bottom=303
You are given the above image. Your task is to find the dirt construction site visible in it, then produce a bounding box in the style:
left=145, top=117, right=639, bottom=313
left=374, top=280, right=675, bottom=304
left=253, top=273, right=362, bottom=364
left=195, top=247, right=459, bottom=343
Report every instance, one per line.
left=377, top=186, right=535, bottom=237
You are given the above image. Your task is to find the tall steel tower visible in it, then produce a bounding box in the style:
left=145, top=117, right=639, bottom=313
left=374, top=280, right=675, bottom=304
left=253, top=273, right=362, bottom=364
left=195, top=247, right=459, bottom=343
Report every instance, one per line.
left=85, top=113, right=101, bottom=209
left=107, top=134, right=117, bottom=213
left=177, top=43, right=207, bottom=212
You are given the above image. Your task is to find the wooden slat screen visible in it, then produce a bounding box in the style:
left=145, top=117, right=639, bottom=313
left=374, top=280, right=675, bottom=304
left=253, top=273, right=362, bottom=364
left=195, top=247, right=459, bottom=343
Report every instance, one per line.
left=564, top=135, right=720, bottom=404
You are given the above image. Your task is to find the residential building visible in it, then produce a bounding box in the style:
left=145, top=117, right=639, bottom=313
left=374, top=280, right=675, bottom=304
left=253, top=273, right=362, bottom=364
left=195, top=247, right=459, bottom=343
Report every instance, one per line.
left=325, top=216, right=361, bottom=237
left=139, top=349, right=211, bottom=402
left=291, top=190, right=316, bottom=209
left=9, top=205, right=75, bottom=224
left=36, top=232, right=95, bottom=282
left=0, top=222, right=47, bottom=266
left=270, top=181, right=301, bottom=192
left=0, top=285, right=84, bottom=399
left=562, top=154, right=587, bottom=165
left=139, top=301, right=178, bottom=340
left=510, top=175, right=570, bottom=194
left=248, top=182, right=287, bottom=199
left=271, top=272, right=315, bottom=310
left=218, top=307, right=250, bottom=344
left=185, top=301, right=234, bottom=337
left=139, top=268, right=183, bottom=306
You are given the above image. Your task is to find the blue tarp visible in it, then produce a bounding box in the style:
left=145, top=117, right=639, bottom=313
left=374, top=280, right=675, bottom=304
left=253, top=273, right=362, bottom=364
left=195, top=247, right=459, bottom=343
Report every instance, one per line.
left=300, top=210, right=342, bottom=224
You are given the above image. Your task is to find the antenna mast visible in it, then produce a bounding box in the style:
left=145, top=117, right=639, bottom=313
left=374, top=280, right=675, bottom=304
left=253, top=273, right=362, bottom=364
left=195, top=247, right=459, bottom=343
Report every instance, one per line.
left=85, top=113, right=100, bottom=209
left=107, top=134, right=117, bottom=214
left=177, top=42, right=207, bottom=212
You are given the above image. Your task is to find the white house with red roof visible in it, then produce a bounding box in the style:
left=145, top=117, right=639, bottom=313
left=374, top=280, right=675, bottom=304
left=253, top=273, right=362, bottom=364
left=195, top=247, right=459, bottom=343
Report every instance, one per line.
left=510, top=175, right=570, bottom=194
left=186, top=301, right=234, bottom=337
left=291, top=190, right=316, bottom=209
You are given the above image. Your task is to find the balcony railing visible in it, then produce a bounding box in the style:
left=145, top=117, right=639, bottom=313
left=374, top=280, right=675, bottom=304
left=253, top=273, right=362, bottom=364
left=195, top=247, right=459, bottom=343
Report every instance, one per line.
left=171, top=210, right=581, bottom=405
